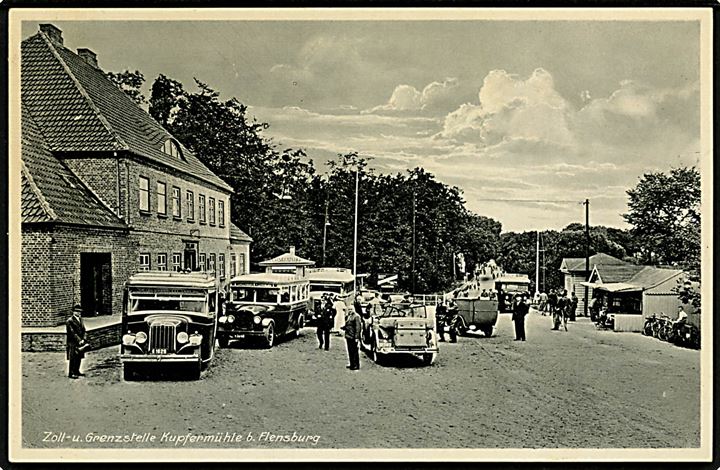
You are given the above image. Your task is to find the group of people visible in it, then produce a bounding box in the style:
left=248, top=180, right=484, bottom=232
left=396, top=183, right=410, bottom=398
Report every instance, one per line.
left=435, top=299, right=460, bottom=343
left=315, top=292, right=372, bottom=371
left=536, top=289, right=579, bottom=329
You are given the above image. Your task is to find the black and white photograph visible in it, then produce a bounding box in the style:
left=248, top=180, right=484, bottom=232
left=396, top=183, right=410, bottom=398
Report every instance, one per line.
left=7, top=8, right=712, bottom=462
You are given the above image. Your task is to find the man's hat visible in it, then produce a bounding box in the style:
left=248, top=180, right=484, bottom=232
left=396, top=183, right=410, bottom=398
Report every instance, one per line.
left=72, top=304, right=83, bottom=313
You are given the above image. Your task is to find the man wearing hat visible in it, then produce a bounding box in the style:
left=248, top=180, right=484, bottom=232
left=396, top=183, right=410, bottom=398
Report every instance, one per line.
left=66, top=304, right=88, bottom=379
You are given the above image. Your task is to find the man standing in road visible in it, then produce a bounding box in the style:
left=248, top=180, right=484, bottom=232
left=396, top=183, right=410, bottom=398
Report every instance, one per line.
left=332, top=296, right=347, bottom=335
left=570, top=292, right=579, bottom=321
left=317, top=294, right=335, bottom=350
left=66, top=304, right=87, bottom=379
left=342, top=303, right=363, bottom=370
left=447, top=299, right=460, bottom=343
left=512, top=295, right=529, bottom=341
left=548, top=289, right=558, bottom=321
left=436, top=300, right=447, bottom=342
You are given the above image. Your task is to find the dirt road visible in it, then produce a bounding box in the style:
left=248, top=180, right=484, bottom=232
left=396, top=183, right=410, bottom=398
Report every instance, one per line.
left=21, top=311, right=700, bottom=449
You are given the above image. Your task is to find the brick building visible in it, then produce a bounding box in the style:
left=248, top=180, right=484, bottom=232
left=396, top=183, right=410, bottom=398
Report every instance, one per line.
left=20, top=24, right=251, bottom=336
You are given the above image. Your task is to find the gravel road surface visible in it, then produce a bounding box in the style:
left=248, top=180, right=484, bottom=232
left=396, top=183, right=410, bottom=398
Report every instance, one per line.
left=21, top=311, right=700, bottom=449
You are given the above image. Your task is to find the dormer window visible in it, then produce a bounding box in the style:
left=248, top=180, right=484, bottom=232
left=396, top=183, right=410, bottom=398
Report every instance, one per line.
left=162, top=139, right=183, bottom=159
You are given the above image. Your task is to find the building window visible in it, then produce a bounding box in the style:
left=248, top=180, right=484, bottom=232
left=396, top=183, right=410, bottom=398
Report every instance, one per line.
left=219, top=253, right=225, bottom=278
left=139, top=253, right=150, bottom=271
left=208, top=197, right=216, bottom=226
left=157, top=253, right=168, bottom=271
left=186, top=190, right=195, bottom=221
left=218, top=200, right=225, bottom=228
left=171, top=187, right=181, bottom=218
left=172, top=253, right=182, bottom=271
left=157, top=181, right=167, bottom=215
left=230, top=253, right=237, bottom=277
left=199, top=253, right=206, bottom=272
left=199, top=195, right=206, bottom=224
left=239, top=253, right=246, bottom=275
left=139, top=176, right=150, bottom=213
left=208, top=253, right=216, bottom=274
left=162, top=139, right=183, bottom=159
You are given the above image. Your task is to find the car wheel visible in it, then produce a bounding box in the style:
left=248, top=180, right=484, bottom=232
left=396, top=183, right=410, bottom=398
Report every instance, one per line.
left=422, top=353, right=436, bottom=366
left=123, top=364, right=136, bottom=381
left=482, top=326, right=493, bottom=338
left=295, top=315, right=305, bottom=337
left=264, top=324, right=275, bottom=348
left=188, top=359, right=202, bottom=380
left=218, top=336, right=229, bottom=348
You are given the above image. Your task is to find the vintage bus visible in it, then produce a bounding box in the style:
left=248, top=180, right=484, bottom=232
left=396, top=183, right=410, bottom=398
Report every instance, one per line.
left=307, top=267, right=355, bottom=325
left=119, top=271, right=219, bottom=380
left=218, top=273, right=309, bottom=348
left=495, top=274, right=531, bottom=313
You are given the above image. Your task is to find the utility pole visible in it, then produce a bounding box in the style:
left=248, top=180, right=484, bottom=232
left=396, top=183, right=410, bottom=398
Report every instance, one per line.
left=352, top=167, right=359, bottom=298
left=584, top=198, right=590, bottom=317
left=535, top=231, right=540, bottom=297
left=322, top=199, right=329, bottom=266
left=412, top=191, right=416, bottom=295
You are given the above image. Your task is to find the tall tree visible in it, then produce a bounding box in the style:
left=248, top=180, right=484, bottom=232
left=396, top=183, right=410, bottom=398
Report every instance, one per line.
left=623, top=167, right=700, bottom=272
left=106, top=70, right=146, bottom=105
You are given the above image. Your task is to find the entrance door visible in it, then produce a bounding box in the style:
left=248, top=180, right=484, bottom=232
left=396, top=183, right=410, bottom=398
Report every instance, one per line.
left=80, top=253, right=112, bottom=316
left=184, top=241, right=198, bottom=271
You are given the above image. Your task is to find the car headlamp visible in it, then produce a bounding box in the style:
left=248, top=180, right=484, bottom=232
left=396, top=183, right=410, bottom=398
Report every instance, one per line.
left=177, top=332, right=189, bottom=344
left=135, top=331, right=148, bottom=344
left=189, top=334, right=202, bottom=346
left=122, top=333, right=136, bottom=345
left=253, top=315, right=262, bottom=325
left=218, top=316, right=228, bottom=323
left=227, top=314, right=236, bottom=323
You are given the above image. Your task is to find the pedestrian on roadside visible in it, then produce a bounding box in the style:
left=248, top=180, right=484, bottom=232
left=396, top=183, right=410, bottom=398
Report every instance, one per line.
left=512, top=295, right=529, bottom=341
left=436, top=300, right=447, bottom=342
left=539, top=291, right=548, bottom=315
left=570, top=292, right=579, bottom=321
left=332, top=296, right=347, bottom=335
left=317, top=294, right=335, bottom=350
left=447, top=299, right=460, bottom=343
left=66, top=304, right=88, bottom=379
left=341, top=303, right=363, bottom=370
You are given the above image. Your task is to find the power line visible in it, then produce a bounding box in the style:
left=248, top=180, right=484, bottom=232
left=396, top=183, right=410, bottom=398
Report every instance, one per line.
left=473, top=198, right=583, bottom=204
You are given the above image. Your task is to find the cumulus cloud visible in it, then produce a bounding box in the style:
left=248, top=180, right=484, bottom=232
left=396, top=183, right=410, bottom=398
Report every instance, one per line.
left=438, top=68, right=575, bottom=148
left=363, top=78, right=460, bottom=114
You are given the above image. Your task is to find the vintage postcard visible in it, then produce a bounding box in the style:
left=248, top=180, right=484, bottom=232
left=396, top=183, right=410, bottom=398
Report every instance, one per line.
left=7, top=7, right=713, bottom=462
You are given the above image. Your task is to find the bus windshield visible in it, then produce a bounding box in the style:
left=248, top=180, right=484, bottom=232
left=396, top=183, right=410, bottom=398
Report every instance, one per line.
left=231, top=286, right=280, bottom=304
left=310, top=284, right=343, bottom=294
left=129, top=297, right=207, bottom=314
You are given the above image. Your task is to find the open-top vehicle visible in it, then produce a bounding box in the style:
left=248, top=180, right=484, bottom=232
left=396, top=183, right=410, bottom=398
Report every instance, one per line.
left=217, top=273, right=309, bottom=348
left=119, top=271, right=219, bottom=380
left=360, top=302, right=438, bottom=366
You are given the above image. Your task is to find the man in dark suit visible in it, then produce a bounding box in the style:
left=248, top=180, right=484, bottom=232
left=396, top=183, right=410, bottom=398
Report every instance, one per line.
left=317, top=294, right=335, bottom=350
left=342, top=305, right=363, bottom=370
left=66, top=304, right=87, bottom=379
left=513, top=295, right=530, bottom=341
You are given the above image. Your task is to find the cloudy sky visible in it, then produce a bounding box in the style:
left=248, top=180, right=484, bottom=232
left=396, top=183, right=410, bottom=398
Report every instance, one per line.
left=21, top=17, right=702, bottom=232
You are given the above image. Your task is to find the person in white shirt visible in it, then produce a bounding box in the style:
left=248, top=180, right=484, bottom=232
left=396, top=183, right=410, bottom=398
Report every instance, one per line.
left=332, top=296, right=347, bottom=335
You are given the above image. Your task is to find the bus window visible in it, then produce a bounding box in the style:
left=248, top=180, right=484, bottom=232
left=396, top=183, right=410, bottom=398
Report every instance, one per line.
left=280, top=287, right=290, bottom=304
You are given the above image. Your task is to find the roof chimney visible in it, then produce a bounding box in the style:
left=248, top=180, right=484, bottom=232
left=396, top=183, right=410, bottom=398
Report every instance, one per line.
left=39, top=24, right=63, bottom=46
left=77, top=48, right=99, bottom=68
left=289, top=246, right=296, bottom=256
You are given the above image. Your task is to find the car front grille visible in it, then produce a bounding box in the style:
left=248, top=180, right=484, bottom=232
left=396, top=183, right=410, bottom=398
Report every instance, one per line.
left=149, top=322, right=176, bottom=353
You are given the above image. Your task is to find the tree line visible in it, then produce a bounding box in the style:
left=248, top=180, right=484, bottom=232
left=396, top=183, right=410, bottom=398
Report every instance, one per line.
left=107, top=71, right=701, bottom=294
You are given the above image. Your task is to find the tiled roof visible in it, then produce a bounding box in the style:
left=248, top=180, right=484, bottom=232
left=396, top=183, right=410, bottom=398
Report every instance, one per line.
left=595, top=264, right=645, bottom=284
left=259, top=250, right=315, bottom=267
left=229, top=223, right=252, bottom=243
left=562, top=253, right=626, bottom=272
left=627, top=266, right=684, bottom=289
left=21, top=31, right=232, bottom=193
left=21, top=104, right=127, bottom=229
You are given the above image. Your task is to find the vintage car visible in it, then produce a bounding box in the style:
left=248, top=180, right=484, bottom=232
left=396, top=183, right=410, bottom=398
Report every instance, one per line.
left=217, top=273, right=309, bottom=348
left=452, top=295, right=498, bottom=337
left=495, top=274, right=531, bottom=313
left=307, top=267, right=354, bottom=326
left=119, top=271, right=219, bottom=380
left=360, top=302, right=438, bottom=366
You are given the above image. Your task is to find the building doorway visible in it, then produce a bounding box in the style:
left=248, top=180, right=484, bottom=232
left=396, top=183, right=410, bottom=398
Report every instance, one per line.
left=184, top=241, right=198, bottom=271
left=80, top=252, right=112, bottom=316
